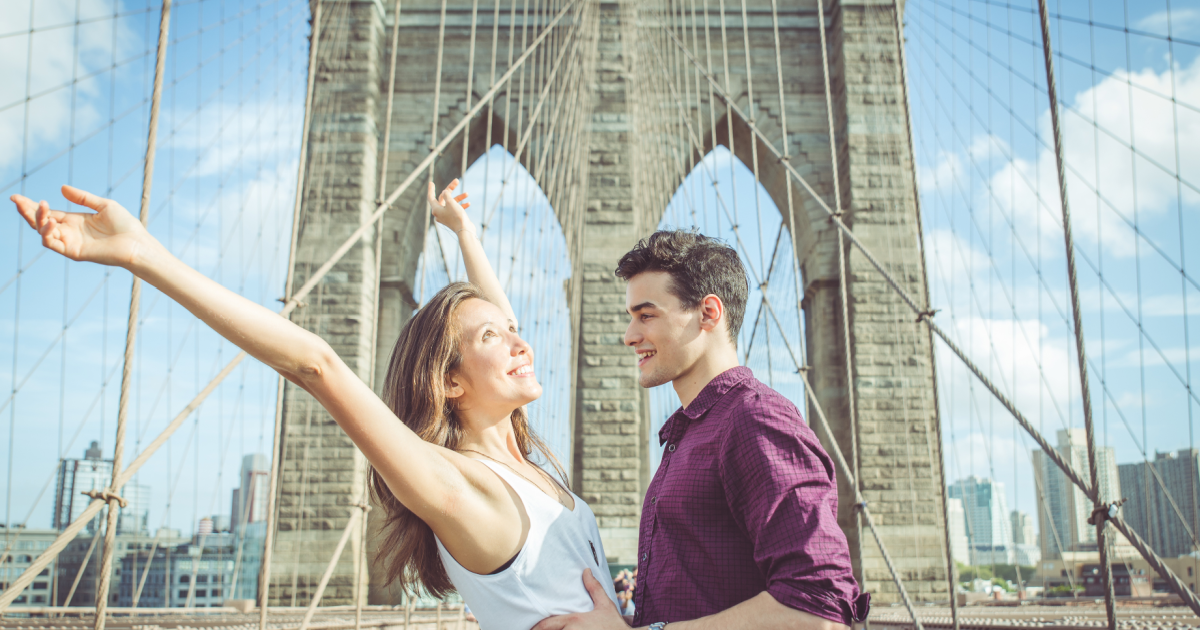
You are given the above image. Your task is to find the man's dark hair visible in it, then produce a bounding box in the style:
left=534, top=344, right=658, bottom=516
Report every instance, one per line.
left=615, top=230, right=749, bottom=345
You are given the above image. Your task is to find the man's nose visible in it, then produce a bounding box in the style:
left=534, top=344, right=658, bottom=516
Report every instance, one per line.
left=624, top=321, right=639, bottom=347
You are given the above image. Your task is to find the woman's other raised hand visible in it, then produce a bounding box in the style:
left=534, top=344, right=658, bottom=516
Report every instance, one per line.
left=11, top=186, right=150, bottom=268
left=427, top=179, right=473, bottom=236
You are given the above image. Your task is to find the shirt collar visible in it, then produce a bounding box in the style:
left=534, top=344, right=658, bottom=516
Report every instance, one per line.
left=658, top=366, right=752, bottom=445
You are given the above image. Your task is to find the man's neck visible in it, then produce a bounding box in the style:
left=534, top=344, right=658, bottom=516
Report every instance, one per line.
left=672, top=344, right=740, bottom=409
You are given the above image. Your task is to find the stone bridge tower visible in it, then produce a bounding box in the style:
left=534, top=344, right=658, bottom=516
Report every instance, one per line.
left=271, top=0, right=947, bottom=608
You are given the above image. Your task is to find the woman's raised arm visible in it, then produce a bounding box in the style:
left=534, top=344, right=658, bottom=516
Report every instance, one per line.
left=9, top=186, right=514, bottom=538
left=428, top=180, right=519, bottom=328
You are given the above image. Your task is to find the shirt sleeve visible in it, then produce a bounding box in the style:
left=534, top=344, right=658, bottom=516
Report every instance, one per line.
left=717, top=392, right=869, bottom=626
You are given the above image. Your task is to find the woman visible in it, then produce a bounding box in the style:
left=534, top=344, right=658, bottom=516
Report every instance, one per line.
left=11, top=180, right=619, bottom=629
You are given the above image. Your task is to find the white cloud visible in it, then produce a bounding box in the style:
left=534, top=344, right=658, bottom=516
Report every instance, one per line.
left=919, top=134, right=1007, bottom=194
left=989, top=57, right=1200, bottom=259
left=1136, top=8, right=1200, bottom=37
left=0, top=0, right=134, bottom=170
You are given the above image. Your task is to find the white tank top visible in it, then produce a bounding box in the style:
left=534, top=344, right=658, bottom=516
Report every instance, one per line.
left=434, top=460, right=620, bottom=630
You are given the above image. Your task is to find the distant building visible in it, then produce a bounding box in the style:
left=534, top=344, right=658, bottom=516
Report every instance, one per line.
left=230, top=521, right=267, bottom=601
left=115, top=532, right=239, bottom=608
left=0, top=526, right=58, bottom=606
left=1033, top=428, right=1120, bottom=559
left=231, top=454, right=270, bottom=529
left=1119, top=449, right=1200, bottom=558
left=948, top=476, right=1014, bottom=565
left=1011, top=510, right=1041, bottom=565
left=55, top=531, right=176, bottom=607
left=946, top=497, right=970, bottom=564
left=54, top=441, right=150, bottom=536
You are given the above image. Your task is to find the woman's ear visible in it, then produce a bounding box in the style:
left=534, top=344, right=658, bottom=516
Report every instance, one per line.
left=445, top=372, right=465, bottom=399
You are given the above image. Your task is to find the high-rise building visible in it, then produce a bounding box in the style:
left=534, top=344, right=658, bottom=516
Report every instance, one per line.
left=948, top=476, right=1014, bottom=565
left=1010, top=510, right=1041, bottom=566
left=1119, top=449, right=1200, bottom=558
left=1033, top=428, right=1120, bottom=559
left=54, top=441, right=150, bottom=535
left=946, top=497, right=970, bottom=564
left=230, top=454, right=269, bottom=529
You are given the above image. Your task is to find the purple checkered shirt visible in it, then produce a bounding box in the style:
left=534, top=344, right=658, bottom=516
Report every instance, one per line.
left=632, top=367, right=869, bottom=626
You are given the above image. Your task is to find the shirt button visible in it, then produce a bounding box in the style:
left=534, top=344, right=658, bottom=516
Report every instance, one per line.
left=651, top=496, right=657, bottom=504
left=667, top=444, right=676, bottom=452
left=642, top=553, right=648, bottom=562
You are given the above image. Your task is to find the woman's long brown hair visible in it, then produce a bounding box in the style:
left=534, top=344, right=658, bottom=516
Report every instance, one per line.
left=368, top=281, right=566, bottom=598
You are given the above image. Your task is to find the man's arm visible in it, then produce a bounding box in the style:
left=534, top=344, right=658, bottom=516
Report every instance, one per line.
left=531, top=572, right=846, bottom=630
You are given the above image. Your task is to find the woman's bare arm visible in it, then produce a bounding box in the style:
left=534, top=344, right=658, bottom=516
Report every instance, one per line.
left=10, top=186, right=520, bottom=550
left=428, top=180, right=519, bottom=327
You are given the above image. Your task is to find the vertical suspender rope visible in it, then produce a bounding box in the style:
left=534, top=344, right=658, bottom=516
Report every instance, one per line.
left=883, top=0, right=958, bottom=622
left=417, top=0, right=449, bottom=306
left=93, top=2, right=171, bottom=628
left=810, top=0, right=873, bottom=607
left=461, top=0, right=481, bottom=179
left=1034, top=2, right=1116, bottom=628
left=644, top=24, right=923, bottom=626
left=358, top=0, right=403, bottom=621
left=0, top=2, right=579, bottom=614
left=260, top=2, right=322, bottom=625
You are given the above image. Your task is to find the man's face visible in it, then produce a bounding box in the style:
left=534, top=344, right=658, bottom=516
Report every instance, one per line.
left=623, top=271, right=704, bottom=389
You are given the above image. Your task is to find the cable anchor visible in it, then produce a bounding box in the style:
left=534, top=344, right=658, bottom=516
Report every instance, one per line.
left=1087, top=498, right=1127, bottom=526
left=83, top=489, right=128, bottom=508
left=915, top=309, right=939, bottom=324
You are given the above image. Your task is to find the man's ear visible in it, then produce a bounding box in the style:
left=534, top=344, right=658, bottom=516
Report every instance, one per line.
left=445, top=373, right=465, bottom=399
left=698, top=294, right=725, bottom=334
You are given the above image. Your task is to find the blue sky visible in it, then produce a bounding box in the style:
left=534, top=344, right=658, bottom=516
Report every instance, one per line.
left=907, top=0, right=1200, bottom=522
left=0, top=0, right=309, bottom=536
left=2, top=0, right=1200, bottom=547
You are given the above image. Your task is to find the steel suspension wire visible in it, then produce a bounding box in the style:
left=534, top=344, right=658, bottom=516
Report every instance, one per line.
left=258, top=0, right=323, bottom=622
left=93, top=1, right=172, bottom=626
left=638, top=22, right=928, bottom=624
left=882, top=0, right=959, bottom=621
left=1034, top=1, right=1116, bottom=626
left=0, top=1, right=582, bottom=612
left=811, top=0, right=874, bottom=606
left=657, top=13, right=1200, bottom=618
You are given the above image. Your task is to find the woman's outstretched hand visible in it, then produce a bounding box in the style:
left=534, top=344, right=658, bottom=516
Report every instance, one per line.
left=11, top=185, right=151, bottom=268
left=428, top=179, right=474, bottom=236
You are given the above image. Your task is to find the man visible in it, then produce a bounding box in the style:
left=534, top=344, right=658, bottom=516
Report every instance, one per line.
left=535, top=230, right=868, bottom=630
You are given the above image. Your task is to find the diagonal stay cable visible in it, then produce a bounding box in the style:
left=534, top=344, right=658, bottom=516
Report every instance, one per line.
left=660, top=16, right=1200, bottom=617
left=0, top=0, right=581, bottom=610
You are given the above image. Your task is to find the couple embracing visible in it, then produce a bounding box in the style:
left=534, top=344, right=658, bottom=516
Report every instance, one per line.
left=12, top=179, right=869, bottom=629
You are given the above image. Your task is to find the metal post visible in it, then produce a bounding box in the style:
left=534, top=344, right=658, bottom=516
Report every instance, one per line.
left=1035, top=1, right=1116, bottom=628
left=260, top=2, right=322, bottom=627
left=93, top=2, right=171, bottom=628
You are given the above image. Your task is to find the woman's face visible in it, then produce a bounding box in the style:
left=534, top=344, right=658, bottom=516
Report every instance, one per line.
left=449, top=298, right=542, bottom=417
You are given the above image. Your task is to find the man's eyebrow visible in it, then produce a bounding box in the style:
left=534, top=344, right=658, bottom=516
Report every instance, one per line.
left=627, top=301, right=656, bottom=314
